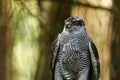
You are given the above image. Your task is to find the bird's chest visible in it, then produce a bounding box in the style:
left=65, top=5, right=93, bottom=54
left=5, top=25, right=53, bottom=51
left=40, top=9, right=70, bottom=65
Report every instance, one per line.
left=60, top=42, right=90, bottom=73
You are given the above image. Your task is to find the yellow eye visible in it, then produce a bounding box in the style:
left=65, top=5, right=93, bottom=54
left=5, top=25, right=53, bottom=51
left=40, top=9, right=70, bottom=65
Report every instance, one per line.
left=65, top=22, right=70, bottom=25
left=72, top=21, right=78, bottom=25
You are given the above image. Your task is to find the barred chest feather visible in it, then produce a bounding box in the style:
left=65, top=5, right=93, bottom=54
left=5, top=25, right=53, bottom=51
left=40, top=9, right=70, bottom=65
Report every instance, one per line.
left=58, top=31, right=91, bottom=74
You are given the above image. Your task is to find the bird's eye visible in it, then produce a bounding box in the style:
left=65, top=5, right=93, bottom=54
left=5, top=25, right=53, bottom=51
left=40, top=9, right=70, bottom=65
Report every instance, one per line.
left=65, top=21, right=70, bottom=25
left=72, top=21, right=78, bottom=25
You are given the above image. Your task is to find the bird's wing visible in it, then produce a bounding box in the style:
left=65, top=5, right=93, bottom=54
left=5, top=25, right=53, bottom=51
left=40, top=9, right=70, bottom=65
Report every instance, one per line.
left=89, top=42, right=100, bottom=80
left=51, top=34, right=61, bottom=77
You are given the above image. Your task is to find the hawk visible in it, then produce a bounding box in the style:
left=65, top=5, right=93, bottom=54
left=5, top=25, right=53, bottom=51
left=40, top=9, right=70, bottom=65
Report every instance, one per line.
left=51, top=17, right=100, bottom=80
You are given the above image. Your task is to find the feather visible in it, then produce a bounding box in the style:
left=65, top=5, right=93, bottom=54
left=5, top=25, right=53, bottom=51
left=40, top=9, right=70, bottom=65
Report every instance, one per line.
left=51, top=34, right=60, bottom=79
left=89, top=42, right=100, bottom=80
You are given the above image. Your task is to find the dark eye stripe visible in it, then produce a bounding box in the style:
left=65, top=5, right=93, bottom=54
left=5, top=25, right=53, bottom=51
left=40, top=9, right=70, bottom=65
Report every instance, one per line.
left=71, top=20, right=83, bottom=26
left=78, top=20, right=85, bottom=26
left=72, top=21, right=78, bottom=25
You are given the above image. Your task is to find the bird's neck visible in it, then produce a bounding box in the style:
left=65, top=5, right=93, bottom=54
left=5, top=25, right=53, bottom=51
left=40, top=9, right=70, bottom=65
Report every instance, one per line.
left=73, top=27, right=86, bottom=35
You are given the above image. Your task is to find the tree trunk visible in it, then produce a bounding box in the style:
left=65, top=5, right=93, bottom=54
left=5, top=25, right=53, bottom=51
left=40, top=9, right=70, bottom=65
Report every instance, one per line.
left=12, top=1, right=40, bottom=80
left=110, top=0, right=120, bottom=80
left=0, top=0, right=13, bottom=80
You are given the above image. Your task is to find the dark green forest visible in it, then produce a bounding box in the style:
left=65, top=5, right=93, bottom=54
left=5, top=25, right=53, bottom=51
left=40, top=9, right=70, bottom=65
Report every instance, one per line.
left=0, top=0, right=120, bottom=80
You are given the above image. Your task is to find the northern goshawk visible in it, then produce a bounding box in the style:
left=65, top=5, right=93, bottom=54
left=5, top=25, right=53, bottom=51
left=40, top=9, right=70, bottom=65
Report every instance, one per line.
left=51, top=17, right=100, bottom=80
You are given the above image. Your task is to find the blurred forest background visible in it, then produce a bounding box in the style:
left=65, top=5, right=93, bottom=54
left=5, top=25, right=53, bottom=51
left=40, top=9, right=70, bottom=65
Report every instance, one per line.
left=0, top=0, right=120, bottom=80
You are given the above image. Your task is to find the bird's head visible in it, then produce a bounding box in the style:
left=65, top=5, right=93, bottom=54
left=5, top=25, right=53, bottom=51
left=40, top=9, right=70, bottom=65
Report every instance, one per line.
left=63, top=17, right=85, bottom=33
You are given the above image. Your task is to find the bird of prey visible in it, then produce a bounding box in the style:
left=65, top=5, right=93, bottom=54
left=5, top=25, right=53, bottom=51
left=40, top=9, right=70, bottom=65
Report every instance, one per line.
left=51, top=17, right=100, bottom=80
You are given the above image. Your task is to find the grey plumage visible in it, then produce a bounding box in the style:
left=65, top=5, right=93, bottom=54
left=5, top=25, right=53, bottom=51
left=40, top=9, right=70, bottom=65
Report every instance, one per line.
left=51, top=17, right=100, bottom=80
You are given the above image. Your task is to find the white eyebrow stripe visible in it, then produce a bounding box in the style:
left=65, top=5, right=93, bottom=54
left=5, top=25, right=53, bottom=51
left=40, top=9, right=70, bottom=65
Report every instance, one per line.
left=75, top=18, right=81, bottom=21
